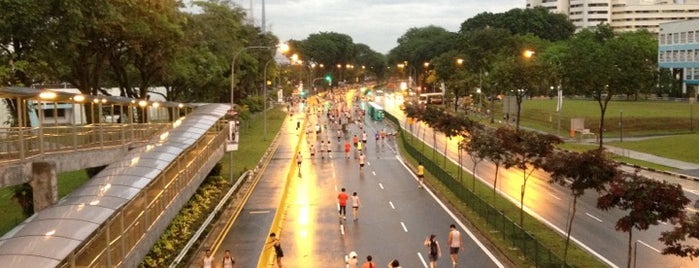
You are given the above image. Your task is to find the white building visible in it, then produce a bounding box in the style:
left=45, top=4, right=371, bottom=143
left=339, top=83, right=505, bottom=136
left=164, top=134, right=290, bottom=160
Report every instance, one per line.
left=527, top=0, right=699, bottom=33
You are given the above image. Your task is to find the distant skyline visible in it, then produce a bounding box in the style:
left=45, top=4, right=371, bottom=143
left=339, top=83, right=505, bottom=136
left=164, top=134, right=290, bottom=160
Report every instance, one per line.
left=227, top=0, right=525, bottom=54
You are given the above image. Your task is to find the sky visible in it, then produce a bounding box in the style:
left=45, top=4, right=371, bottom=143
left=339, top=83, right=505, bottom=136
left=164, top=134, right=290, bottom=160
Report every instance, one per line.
left=229, top=0, right=526, bottom=54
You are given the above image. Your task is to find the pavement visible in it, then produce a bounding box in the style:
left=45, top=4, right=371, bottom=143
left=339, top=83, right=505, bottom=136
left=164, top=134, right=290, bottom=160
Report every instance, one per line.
left=570, top=137, right=699, bottom=180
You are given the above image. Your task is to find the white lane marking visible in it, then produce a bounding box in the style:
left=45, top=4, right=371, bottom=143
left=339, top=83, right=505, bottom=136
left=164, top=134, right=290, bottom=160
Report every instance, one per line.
left=389, top=201, right=395, bottom=209
left=401, top=221, right=408, bottom=232
left=368, top=161, right=371, bottom=166
left=334, top=185, right=338, bottom=192
left=372, top=171, right=377, bottom=176
left=549, top=193, right=561, bottom=201
left=636, top=240, right=661, bottom=253
left=340, top=223, right=345, bottom=235
left=417, top=252, right=428, bottom=267
left=379, top=183, right=384, bottom=190
left=586, top=212, right=603, bottom=223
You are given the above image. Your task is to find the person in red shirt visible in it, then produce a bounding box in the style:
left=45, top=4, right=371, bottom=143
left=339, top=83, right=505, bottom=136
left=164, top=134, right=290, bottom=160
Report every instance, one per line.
left=338, top=188, right=349, bottom=220
left=344, top=141, right=351, bottom=159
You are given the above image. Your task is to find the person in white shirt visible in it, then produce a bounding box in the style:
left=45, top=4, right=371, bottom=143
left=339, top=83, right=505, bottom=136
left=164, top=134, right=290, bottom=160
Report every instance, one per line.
left=351, top=192, right=361, bottom=221
left=447, top=224, right=463, bottom=268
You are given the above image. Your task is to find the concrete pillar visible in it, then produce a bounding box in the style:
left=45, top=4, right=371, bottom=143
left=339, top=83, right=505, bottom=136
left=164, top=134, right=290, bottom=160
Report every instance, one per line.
left=30, top=161, right=58, bottom=212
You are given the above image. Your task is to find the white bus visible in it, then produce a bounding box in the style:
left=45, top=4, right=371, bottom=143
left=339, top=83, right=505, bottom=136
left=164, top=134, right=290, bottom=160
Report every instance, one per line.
left=418, top=92, right=444, bottom=105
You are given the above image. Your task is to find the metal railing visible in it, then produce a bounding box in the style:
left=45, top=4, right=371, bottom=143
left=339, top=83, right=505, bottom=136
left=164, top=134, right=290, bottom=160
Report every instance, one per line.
left=0, top=123, right=170, bottom=162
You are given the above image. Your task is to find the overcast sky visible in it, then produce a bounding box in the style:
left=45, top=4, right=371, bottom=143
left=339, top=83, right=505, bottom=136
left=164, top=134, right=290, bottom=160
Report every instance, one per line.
left=225, top=0, right=525, bottom=54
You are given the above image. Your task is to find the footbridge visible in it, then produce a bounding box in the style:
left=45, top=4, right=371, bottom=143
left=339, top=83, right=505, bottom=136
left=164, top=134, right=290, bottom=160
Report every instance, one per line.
left=0, top=87, right=231, bottom=267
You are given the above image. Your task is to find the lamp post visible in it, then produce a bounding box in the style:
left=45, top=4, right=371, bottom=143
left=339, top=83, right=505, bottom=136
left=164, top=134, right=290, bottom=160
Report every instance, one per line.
left=263, top=58, right=276, bottom=140
left=229, top=44, right=287, bottom=182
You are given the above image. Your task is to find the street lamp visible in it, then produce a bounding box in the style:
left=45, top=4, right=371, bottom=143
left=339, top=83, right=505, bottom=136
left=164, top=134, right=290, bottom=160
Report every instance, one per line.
left=263, top=58, right=277, bottom=140
left=229, top=44, right=288, bottom=182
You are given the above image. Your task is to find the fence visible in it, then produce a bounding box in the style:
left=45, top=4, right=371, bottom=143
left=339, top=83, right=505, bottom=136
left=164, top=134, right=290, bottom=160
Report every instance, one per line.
left=385, top=112, right=572, bottom=268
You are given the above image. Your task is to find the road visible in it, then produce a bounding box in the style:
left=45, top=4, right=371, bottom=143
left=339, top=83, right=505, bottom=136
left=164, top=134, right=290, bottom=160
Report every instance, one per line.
left=380, top=96, right=699, bottom=268
left=276, top=95, right=505, bottom=267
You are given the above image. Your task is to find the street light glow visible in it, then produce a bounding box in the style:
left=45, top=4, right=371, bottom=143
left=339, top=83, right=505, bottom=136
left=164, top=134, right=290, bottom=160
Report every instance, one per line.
left=523, top=49, right=535, bottom=58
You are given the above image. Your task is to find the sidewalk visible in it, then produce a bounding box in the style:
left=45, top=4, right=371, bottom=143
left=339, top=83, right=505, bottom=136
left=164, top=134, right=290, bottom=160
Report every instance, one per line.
left=567, top=137, right=699, bottom=180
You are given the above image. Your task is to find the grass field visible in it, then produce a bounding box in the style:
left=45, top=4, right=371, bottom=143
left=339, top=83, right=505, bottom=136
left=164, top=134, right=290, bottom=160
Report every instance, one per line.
left=484, top=98, right=699, bottom=165
left=489, top=98, right=697, bottom=137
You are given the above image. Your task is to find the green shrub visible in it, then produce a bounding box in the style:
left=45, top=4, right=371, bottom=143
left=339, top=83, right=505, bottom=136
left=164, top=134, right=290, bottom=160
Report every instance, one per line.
left=140, top=175, right=229, bottom=268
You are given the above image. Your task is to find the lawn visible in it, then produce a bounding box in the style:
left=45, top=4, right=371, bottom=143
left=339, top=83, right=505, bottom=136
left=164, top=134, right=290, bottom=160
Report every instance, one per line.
left=488, top=98, right=697, bottom=137
left=486, top=98, right=699, bottom=166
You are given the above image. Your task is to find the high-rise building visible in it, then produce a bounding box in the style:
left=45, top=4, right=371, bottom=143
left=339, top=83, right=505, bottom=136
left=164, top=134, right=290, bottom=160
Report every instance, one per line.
left=527, top=0, right=699, bottom=33
left=658, top=19, right=699, bottom=96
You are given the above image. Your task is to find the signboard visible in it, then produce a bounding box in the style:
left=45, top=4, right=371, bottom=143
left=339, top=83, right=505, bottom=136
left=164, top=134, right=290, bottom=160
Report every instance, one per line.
left=225, top=120, right=239, bottom=152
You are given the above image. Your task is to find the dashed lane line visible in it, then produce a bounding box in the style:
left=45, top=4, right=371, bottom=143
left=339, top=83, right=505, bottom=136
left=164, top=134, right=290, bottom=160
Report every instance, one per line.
left=586, top=212, right=603, bottom=223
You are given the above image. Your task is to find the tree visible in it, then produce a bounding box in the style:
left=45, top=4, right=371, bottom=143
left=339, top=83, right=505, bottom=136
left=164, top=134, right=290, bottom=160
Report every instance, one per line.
left=478, top=127, right=508, bottom=202
left=661, top=208, right=699, bottom=259
left=500, top=127, right=562, bottom=226
left=460, top=7, right=575, bottom=42
left=544, top=149, right=620, bottom=263
left=463, top=127, right=488, bottom=191
left=598, top=172, right=690, bottom=268
left=561, top=24, right=618, bottom=148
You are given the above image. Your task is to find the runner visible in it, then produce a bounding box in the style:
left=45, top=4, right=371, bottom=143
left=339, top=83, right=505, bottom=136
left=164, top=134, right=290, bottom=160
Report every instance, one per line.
left=222, top=250, right=235, bottom=268
left=351, top=192, right=361, bottom=221
left=417, top=162, right=425, bottom=188
left=358, top=153, right=366, bottom=171
left=362, top=256, right=375, bottom=268
left=424, top=234, right=441, bottom=268
left=338, top=188, right=349, bottom=220
left=310, top=144, right=316, bottom=159
left=447, top=224, right=463, bottom=268
left=361, top=131, right=367, bottom=144
left=344, top=141, right=351, bottom=159
left=267, top=233, right=284, bottom=268
left=352, top=134, right=359, bottom=148
left=380, top=129, right=386, bottom=140
left=319, top=141, right=326, bottom=159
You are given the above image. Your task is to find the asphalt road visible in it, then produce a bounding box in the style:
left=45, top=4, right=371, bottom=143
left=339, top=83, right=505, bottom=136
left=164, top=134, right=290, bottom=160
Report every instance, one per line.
left=276, top=98, right=505, bottom=267
left=381, top=97, right=699, bottom=268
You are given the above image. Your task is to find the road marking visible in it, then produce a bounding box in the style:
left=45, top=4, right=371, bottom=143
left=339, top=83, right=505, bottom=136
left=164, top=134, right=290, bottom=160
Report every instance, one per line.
left=249, top=210, right=270, bottom=214
left=417, top=252, right=428, bottom=267
left=586, top=212, right=603, bottom=222
left=389, top=201, right=395, bottom=209
left=636, top=240, right=661, bottom=253
left=379, top=183, right=384, bottom=190
left=340, top=223, right=345, bottom=236
left=401, top=221, right=408, bottom=232
left=334, top=185, right=338, bottom=191
left=372, top=171, right=376, bottom=176
left=549, top=193, right=561, bottom=201
left=368, top=161, right=371, bottom=166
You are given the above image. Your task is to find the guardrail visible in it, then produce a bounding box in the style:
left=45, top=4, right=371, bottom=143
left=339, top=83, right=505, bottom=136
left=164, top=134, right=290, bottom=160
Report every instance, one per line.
left=0, top=123, right=170, bottom=162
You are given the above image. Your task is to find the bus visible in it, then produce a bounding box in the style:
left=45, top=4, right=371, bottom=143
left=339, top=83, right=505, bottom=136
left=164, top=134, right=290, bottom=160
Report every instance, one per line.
left=368, top=102, right=384, bottom=121
left=418, top=92, right=444, bottom=105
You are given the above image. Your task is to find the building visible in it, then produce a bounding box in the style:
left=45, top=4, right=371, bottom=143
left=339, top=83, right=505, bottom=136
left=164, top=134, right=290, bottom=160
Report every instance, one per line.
left=527, top=0, right=699, bottom=33
left=658, top=19, right=699, bottom=96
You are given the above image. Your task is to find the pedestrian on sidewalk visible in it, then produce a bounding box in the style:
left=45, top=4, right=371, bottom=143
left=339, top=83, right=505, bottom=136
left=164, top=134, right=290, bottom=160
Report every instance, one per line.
left=351, top=192, right=361, bottom=221
left=267, top=233, right=284, bottom=268
left=447, top=224, right=463, bottom=268
left=338, top=188, right=349, bottom=220
left=222, top=249, right=235, bottom=268
left=417, top=162, right=425, bottom=189
left=424, top=234, right=441, bottom=268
